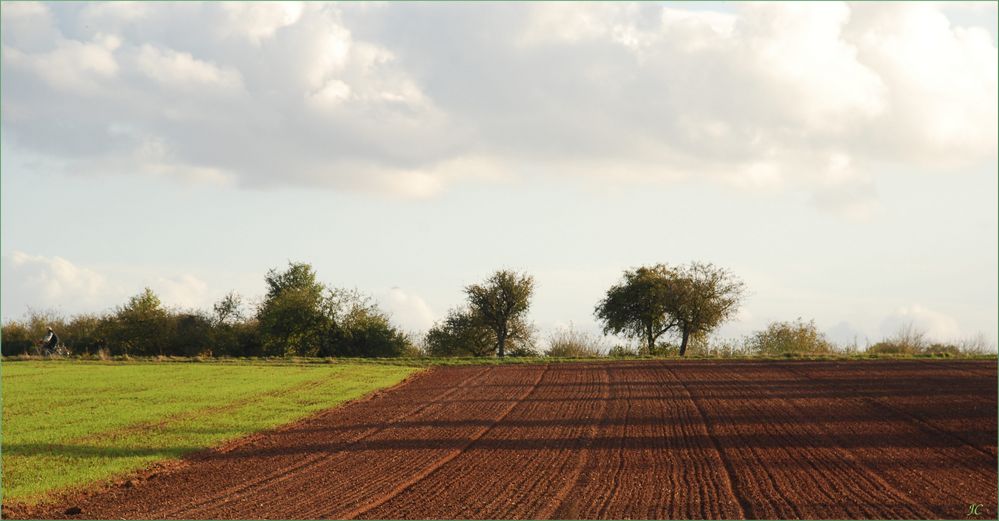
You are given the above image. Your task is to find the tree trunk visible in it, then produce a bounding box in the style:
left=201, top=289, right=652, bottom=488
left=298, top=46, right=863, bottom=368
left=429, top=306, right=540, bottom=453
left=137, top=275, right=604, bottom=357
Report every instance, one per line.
left=497, top=331, right=506, bottom=358
left=679, top=329, right=690, bottom=357
left=646, top=326, right=655, bottom=354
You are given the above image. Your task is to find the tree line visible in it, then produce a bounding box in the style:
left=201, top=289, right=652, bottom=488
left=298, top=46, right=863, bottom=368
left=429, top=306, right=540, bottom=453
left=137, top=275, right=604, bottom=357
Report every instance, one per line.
left=3, top=260, right=988, bottom=358
left=1, top=260, right=747, bottom=358
left=2, top=262, right=416, bottom=358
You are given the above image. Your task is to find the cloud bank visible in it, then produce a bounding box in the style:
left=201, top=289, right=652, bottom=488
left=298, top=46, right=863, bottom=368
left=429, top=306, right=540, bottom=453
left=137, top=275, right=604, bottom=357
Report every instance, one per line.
left=2, top=2, right=995, bottom=213
left=0, top=250, right=213, bottom=317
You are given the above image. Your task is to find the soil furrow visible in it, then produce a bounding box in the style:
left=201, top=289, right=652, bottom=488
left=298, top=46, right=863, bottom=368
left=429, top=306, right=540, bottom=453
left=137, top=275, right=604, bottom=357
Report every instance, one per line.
left=771, top=362, right=997, bottom=516
left=535, top=366, right=611, bottom=520
left=158, top=366, right=493, bottom=518
left=260, top=365, right=543, bottom=519
left=338, top=365, right=550, bottom=520
left=663, top=363, right=751, bottom=519
left=708, top=362, right=934, bottom=519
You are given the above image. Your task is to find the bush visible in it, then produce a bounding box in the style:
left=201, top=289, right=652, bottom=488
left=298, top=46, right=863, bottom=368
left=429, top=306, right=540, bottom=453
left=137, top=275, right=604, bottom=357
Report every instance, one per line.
left=506, top=344, right=541, bottom=357
left=957, top=333, right=996, bottom=354
left=424, top=308, right=494, bottom=357
left=868, top=325, right=995, bottom=356
left=686, top=336, right=752, bottom=357
left=867, top=323, right=929, bottom=355
left=168, top=312, right=215, bottom=357
left=1, top=321, right=34, bottom=356
left=746, top=318, right=833, bottom=355
left=607, top=345, right=639, bottom=357
left=647, top=343, right=679, bottom=357
left=544, top=325, right=604, bottom=357
left=331, top=313, right=412, bottom=358
left=62, top=314, right=106, bottom=355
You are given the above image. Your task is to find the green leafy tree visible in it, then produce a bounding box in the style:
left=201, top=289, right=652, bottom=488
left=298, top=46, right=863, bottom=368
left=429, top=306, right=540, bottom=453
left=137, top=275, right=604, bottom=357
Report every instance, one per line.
left=668, top=262, right=745, bottom=356
left=211, top=292, right=245, bottom=356
left=595, top=262, right=744, bottom=356
left=257, top=262, right=327, bottom=356
left=213, top=291, right=244, bottom=326
left=111, top=288, right=170, bottom=356
left=465, top=270, right=535, bottom=357
left=594, top=265, right=679, bottom=354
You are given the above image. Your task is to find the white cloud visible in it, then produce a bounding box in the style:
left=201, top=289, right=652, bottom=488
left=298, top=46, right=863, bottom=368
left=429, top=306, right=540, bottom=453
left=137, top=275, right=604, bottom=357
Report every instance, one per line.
left=134, top=44, right=243, bottom=92
left=3, top=34, right=119, bottom=93
left=153, top=274, right=211, bottom=310
left=1, top=2, right=995, bottom=212
left=2, top=251, right=109, bottom=314
left=377, top=287, right=436, bottom=331
left=217, top=2, right=305, bottom=45
left=1, top=252, right=220, bottom=318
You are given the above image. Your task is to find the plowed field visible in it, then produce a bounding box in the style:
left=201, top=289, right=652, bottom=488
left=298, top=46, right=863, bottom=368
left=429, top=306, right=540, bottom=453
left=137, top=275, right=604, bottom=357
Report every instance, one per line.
left=9, top=360, right=997, bottom=520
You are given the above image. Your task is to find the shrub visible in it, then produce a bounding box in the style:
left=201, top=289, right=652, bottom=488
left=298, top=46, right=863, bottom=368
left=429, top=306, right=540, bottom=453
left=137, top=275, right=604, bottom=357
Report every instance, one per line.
left=746, top=318, right=833, bottom=355
left=957, top=333, right=995, bottom=354
left=1, top=321, right=34, bottom=356
left=544, top=325, right=604, bottom=357
left=868, top=326, right=995, bottom=356
left=425, top=308, right=495, bottom=357
left=506, top=344, right=541, bottom=357
left=332, top=312, right=412, bottom=358
left=62, top=313, right=106, bottom=355
left=607, top=345, right=639, bottom=357
left=867, top=323, right=929, bottom=355
left=686, top=336, right=752, bottom=357
left=647, top=343, right=680, bottom=357
left=167, top=312, right=215, bottom=357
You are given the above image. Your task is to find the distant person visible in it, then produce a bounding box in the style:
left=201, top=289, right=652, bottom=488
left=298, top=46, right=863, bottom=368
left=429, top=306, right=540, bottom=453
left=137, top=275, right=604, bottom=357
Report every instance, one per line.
left=42, top=327, right=59, bottom=354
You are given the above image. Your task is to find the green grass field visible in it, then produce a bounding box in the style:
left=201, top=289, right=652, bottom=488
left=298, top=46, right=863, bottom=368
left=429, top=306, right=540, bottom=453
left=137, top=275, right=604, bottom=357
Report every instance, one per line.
left=0, top=361, right=418, bottom=504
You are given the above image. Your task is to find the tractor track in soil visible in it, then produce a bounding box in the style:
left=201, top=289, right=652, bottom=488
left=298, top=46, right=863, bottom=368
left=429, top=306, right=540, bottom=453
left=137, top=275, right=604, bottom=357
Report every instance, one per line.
left=6, top=360, right=996, bottom=520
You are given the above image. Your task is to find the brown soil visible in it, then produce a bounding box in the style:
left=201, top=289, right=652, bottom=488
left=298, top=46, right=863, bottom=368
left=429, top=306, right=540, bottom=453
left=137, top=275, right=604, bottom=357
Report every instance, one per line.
left=6, top=360, right=996, bottom=520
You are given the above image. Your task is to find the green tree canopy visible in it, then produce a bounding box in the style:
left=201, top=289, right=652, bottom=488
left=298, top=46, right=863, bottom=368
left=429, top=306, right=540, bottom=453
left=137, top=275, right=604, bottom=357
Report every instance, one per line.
left=112, top=287, right=170, bottom=356
left=594, top=265, right=679, bottom=353
left=257, top=262, right=328, bottom=356
left=256, top=263, right=410, bottom=357
left=595, top=262, right=745, bottom=356
left=425, top=307, right=502, bottom=357
left=464, top=270, right=535, bottom=357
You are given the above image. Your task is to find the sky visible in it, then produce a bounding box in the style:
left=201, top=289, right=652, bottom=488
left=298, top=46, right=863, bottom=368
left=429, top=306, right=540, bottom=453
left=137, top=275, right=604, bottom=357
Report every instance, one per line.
left=2, top=1, right=997, bottom=348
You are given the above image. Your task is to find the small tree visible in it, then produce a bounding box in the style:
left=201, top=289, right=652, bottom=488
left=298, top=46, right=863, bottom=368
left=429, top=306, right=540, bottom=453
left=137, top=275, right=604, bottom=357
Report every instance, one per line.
left=465, top=270, right=534, bottom=357
left=594, top=265, right=679, bottom=353
left=213, top=291, right=244, bottom=326
left=668, top=262, right=745, bottom=356
left=211, top=292, right=244, bottom=356
left=257, top=262, right=327, bottom=356
left=112, top=288, right=170, bottom=356
left=595, top=262, right=745, bottom=356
